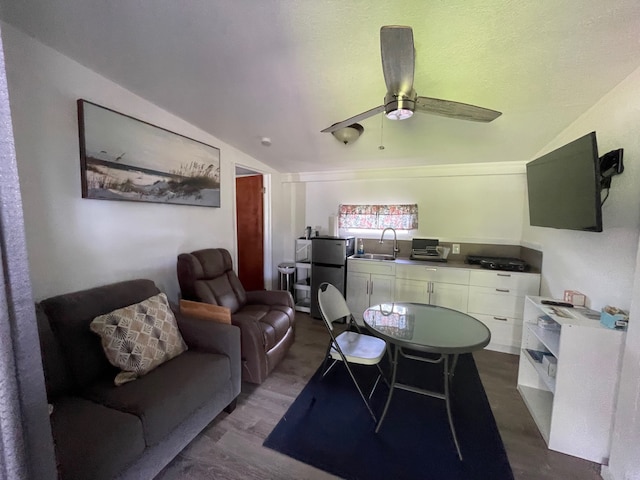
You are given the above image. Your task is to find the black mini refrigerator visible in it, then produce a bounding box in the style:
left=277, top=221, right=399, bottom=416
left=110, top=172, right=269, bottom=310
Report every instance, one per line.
left=310, top=236, right=355, bottom=318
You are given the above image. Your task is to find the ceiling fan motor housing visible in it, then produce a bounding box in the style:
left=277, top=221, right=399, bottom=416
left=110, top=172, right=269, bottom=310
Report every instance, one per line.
left=384, top=90, right=417, bottom=120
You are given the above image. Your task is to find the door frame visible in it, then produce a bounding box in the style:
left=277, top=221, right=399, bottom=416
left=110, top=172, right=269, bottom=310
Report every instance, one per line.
left=233, top=164, right=273, bottom=290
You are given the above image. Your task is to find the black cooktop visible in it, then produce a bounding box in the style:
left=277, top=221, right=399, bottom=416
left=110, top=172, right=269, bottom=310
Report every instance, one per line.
left=466, top=255, right=528, bottom=272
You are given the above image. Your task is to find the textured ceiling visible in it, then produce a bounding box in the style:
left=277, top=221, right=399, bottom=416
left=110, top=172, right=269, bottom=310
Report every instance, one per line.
left=1, top=0, right=639, bottom=173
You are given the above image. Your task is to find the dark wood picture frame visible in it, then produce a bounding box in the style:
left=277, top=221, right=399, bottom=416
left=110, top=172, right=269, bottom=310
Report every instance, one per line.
left=78, top=99, right=221, bottom=207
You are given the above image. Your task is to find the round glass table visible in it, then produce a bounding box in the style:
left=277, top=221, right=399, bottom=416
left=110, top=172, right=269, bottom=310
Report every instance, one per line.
left=363, top=302, right=491, bottom=460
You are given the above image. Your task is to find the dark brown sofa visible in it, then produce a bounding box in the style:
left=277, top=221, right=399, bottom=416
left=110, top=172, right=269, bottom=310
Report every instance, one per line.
left=177, top=248, right=295, bottom=384
left=36, top=279, right=241, bottom=480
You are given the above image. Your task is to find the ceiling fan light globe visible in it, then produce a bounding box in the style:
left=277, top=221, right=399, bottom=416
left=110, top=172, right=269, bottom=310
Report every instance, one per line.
left=384, top=92, right=416, bottom=121
left=386, top=108, right=414, bottom=121
left=331, top=123, right=364, bottom=145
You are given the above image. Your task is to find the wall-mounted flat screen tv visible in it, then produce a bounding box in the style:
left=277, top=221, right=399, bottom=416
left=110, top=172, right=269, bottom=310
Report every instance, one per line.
left=526, top=132, right=602, bottom=232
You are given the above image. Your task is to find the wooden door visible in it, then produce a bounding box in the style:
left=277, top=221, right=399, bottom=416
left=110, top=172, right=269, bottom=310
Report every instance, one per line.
left=236, top=175, right=264, bottom=291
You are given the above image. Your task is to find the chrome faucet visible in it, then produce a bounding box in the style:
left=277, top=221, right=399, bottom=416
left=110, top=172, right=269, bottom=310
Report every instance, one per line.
left=379, top=227, right=399, bottom=258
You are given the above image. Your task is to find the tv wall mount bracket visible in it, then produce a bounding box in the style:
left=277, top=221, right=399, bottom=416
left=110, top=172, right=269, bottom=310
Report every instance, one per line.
left=599, top=148, right=624, bottom=189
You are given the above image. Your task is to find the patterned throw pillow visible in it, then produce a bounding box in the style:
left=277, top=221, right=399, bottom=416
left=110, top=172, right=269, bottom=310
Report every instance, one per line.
left=90, top=293, right=187, bottom=385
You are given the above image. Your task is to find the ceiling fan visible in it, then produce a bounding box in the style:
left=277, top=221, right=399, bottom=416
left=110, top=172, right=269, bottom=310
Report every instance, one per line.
left=321, top=26, right=502, bottom=134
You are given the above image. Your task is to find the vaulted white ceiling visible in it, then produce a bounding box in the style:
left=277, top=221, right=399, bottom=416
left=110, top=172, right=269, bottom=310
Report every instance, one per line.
left=1, top=0, right=639, bottom=173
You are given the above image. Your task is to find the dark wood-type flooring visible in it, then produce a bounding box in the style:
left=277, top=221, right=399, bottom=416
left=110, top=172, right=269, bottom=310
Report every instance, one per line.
left=155, top=314, right=603, bottom=480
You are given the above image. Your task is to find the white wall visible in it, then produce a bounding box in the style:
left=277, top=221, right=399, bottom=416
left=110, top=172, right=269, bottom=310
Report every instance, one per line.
left=296, top=163, right=527, bottom=244
left=279, top=181, right=306, bottom=262
left=1, top=23, right=282, bottom=301
left=521, top=66, right=640, bottom=312
left=604, top=246, right=640, bottom=480
left=536, top=66, right=640, bottom=480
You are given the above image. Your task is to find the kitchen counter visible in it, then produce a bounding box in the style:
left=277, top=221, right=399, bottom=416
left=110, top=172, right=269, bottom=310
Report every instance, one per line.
left=349, top=255, right=541, bottom=274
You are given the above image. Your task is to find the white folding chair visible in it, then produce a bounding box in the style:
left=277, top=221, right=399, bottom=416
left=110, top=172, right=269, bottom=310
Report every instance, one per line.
left=317, top=282, right=388, bottom=422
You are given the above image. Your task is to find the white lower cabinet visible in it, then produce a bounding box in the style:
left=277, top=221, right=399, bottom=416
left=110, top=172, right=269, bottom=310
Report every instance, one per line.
left=467, top=270, right=540, bottom=354
left=517, top=296, right=625, bottom=464
left=394, top=264, right=469, bottom=312
left=430, top=282, right=470, bottom=312
left=345, top=259, right=540, bottom=354
left=346, top=259, right=395, bottom=322
left=394, top=278, right=427, bottom=303
left=470, top=313, right=522, bottom=351
left=346, top=272, right=370, bottom=321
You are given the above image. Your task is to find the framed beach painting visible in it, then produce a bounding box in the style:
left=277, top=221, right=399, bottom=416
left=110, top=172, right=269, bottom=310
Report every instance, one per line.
left=77, top=99, right=221, bottom=207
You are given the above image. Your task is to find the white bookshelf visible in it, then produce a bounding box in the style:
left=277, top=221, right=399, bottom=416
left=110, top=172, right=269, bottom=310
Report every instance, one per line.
left=294, top=239, right=312, bottom=312
left=517, top=296, right=626, bottom=464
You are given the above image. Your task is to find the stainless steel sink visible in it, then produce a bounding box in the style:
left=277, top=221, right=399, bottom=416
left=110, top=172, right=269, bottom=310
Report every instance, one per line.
left=351, top=253, right=396, bottom=261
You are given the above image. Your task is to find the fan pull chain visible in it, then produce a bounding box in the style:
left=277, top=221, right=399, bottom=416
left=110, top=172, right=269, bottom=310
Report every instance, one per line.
left=378, top=113, right=385, bottom=150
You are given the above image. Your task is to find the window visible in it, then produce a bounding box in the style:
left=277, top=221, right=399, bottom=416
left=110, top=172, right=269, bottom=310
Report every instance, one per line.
left=338, top=204, right=418, bottom=230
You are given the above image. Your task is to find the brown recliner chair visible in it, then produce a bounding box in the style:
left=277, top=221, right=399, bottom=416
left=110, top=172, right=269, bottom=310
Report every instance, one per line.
left=177, top=248, right=295, bottom=384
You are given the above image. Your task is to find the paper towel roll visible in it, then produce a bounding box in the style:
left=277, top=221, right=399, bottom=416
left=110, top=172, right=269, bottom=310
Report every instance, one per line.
left=328, top=215, right=339, bottom=237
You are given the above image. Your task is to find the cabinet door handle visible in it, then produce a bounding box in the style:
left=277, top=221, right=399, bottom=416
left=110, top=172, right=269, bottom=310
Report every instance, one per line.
left=497, top=273, right=511, bottom=277
left=493, top=316, right=508, bottom=322
left=496, top=288, right=510, bottom=293
left=370, top=281, right=374, bottom=295
left=365, top=281, right=369, bottom=295
left=425, top=268, right=437, bottom=272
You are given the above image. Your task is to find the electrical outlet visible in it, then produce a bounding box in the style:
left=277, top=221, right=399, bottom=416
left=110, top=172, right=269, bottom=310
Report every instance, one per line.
left=452, top=244, right=461, bottom=255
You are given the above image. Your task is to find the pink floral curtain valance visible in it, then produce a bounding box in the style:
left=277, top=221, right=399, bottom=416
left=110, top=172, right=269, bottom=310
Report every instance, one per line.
left=338, top=204, right=418, bottom=230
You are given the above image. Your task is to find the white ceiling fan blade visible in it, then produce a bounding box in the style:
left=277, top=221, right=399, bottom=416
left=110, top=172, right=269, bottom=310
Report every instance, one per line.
left=321, top=105, right=385, bottom=133
left=380, top=25, right=415, bottom=96
left=415, top=96, right=502, bottom=122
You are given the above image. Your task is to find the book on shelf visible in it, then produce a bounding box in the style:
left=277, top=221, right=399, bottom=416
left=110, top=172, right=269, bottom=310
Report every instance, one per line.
left=525, top=349, right=548, bottom=363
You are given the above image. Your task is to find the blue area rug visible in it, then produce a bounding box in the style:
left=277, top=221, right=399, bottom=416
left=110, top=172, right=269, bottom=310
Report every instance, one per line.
left=264, top=353, right=513, bottom=480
